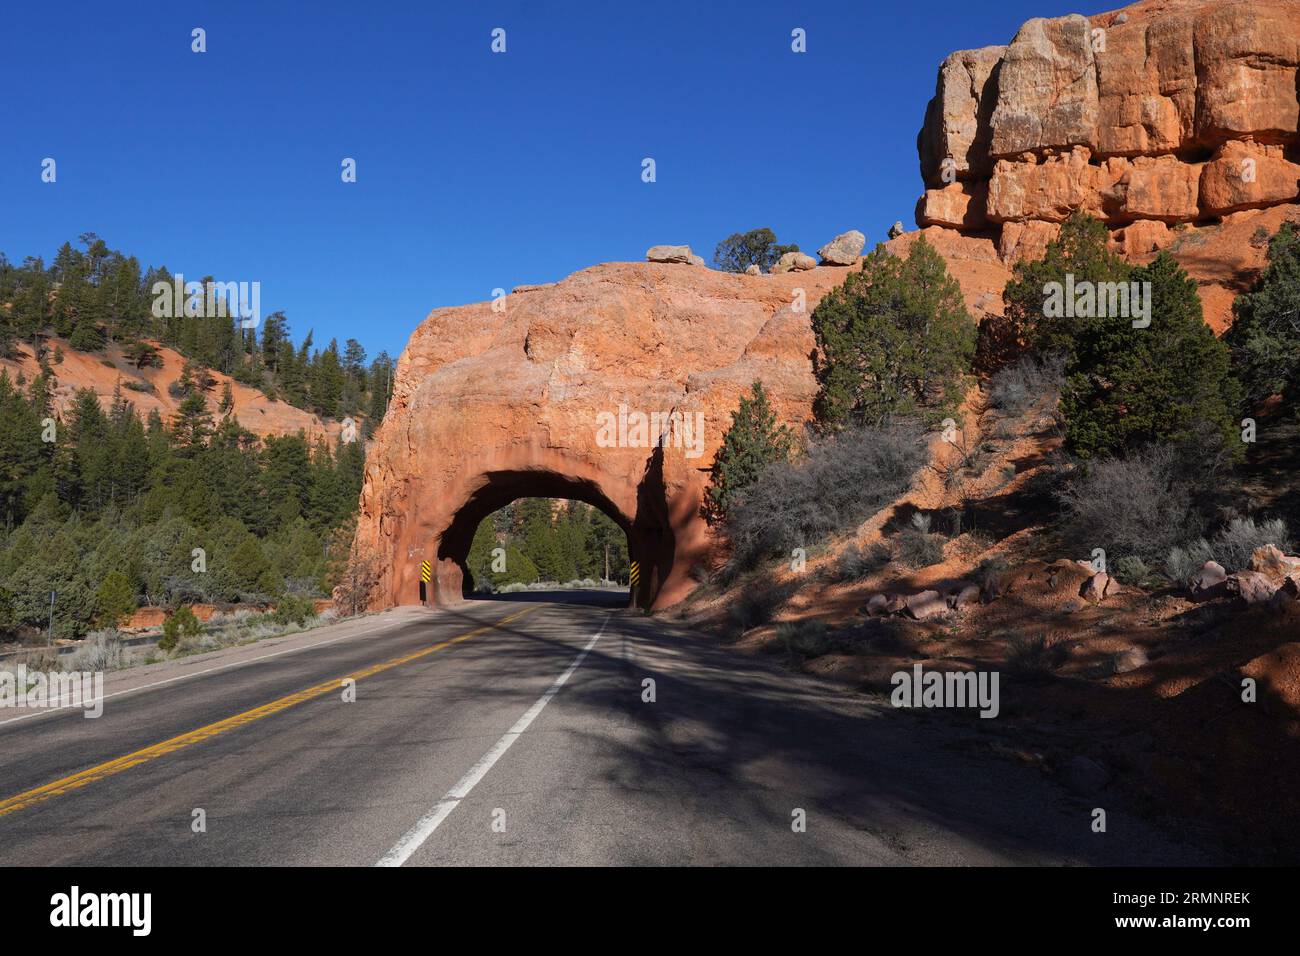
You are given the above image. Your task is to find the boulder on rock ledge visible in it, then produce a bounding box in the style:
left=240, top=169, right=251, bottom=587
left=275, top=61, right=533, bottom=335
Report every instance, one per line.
left=646, top=244, right=694, bottom=264
left=817, top=230, right=865, bottom=265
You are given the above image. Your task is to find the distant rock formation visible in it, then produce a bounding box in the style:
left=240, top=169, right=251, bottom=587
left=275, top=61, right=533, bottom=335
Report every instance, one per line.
left=915, top=0, right=1300, bottom=261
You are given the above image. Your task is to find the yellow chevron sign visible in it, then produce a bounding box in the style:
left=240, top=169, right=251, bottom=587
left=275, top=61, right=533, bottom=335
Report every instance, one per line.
left=629, top=561, right=640, bottom=586
left=420, top=560, right=431, bottom=583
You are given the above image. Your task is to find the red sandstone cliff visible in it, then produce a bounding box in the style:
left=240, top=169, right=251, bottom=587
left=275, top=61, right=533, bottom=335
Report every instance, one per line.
left=916, top=0, right=1300, bottom=264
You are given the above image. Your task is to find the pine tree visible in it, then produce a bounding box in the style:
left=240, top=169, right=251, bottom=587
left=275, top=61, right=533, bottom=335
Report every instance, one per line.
left=261, top=434, right=312, bottom=525
left=0, top=370, right=47, bottom=528
left=12, top=257, right=51, bottom=344
left=1226, top=222, right=1300, bottom=408
left=713, top=228, right=799, bottom=273
left=812, top=236, right=974, bottom=428
left=228, top=536, right=273, bottom=593
left=307, top=437, right=344, bottom=529
left=985, top=211, right=1131, bottom=372
left=172, top=392, right=214, bottom=449
left=310, top=338, right=345, bottom=418
left=585, top=507, right=627, bottom=581
left=343, top=338, right=367, bottom=387
left=68, top=315, right=104, bottom=352
left=1061, top=252, right=1240, bottom=461
left=95, top=569, right=137, bottom=627
left=704, top=381, right=796, bottom=523
left=367, top=352, right=394, bottom=424
left=66, top=388, right=113, bottom=515
left=520, top=498, right=566, bottom=582
left=466, top=519, right=498, bottom=591
left=260, top=311, right=289, bottom=373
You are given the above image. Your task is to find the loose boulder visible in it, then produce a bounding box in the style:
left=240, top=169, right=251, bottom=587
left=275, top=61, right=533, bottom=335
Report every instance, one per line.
left=1248, top=544, right=1300, bottom=582
left=1112, top=646, right=1149, bottom=674
left=1190, top=560, right=1228, bottom=598
left=1226, top=570, right=1278, bottom=606
left=1080, top=571, right=1117, bottom=603
left=771, top=251, right=817, bottom=273
left=948, top=582, right=981, bottom=609
left=646, top=244, right=694, bottom=264
left=817, top=230, right=865, bottom=265
left=904, top=590, right=947, bottom=620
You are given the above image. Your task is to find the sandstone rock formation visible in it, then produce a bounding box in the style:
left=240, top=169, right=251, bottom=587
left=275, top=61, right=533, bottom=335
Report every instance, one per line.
left=353, top=262, right=866, bottom=611
left=916, top=0, right=1300, bottom=261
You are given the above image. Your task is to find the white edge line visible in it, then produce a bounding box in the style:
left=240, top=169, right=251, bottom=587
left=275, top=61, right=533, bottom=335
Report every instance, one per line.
left=376, top=613, right=610, bottom=867
left=0, top=610, right=454, bottom=729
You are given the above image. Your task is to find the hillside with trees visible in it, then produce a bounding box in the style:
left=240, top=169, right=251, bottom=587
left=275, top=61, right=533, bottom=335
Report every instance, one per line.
left=0, top=234, right=396, bottom=431
left=0, top=234, right=392, bottom=642
left=0, top=369, right=366, bottom=640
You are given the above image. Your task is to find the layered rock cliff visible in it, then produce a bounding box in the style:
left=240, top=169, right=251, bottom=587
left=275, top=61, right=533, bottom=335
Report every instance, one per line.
left=916, top=0, right=1300, bottom=261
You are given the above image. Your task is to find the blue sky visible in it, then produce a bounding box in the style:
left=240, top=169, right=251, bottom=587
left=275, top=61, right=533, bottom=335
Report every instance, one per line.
left=0, top=0, right=1113, bottom=359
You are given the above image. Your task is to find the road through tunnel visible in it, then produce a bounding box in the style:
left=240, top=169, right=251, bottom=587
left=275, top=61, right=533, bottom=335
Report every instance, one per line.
left=427, top=453, right=679, bottom=610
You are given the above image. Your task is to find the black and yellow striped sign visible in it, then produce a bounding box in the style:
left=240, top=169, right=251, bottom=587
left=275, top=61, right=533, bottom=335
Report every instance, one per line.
left=629, top=561, right=640, bottom=586
left=420, top=560, right=431, bottom=583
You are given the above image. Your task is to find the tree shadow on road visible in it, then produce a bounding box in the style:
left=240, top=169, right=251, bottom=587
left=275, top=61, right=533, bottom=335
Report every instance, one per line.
left=415, top=601, right=1223, bottom=866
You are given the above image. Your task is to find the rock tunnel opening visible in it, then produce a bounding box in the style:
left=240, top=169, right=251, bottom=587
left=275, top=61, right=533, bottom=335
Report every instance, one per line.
left=431, top=460, right=676, bottom=609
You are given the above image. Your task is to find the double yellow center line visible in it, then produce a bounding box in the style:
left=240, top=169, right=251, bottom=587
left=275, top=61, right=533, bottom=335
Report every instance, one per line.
left=0, top=605, right=538, bottom=819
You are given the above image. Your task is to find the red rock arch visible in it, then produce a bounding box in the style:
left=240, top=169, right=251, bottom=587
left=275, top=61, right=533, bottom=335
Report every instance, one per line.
left=361, top=431, right=708, bottom=610
left=353, top=261, right=867, bottom=612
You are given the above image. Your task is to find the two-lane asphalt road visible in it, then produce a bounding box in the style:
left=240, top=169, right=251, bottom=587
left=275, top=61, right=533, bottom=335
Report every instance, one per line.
left=0, top=594, right=1212, bottom=866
